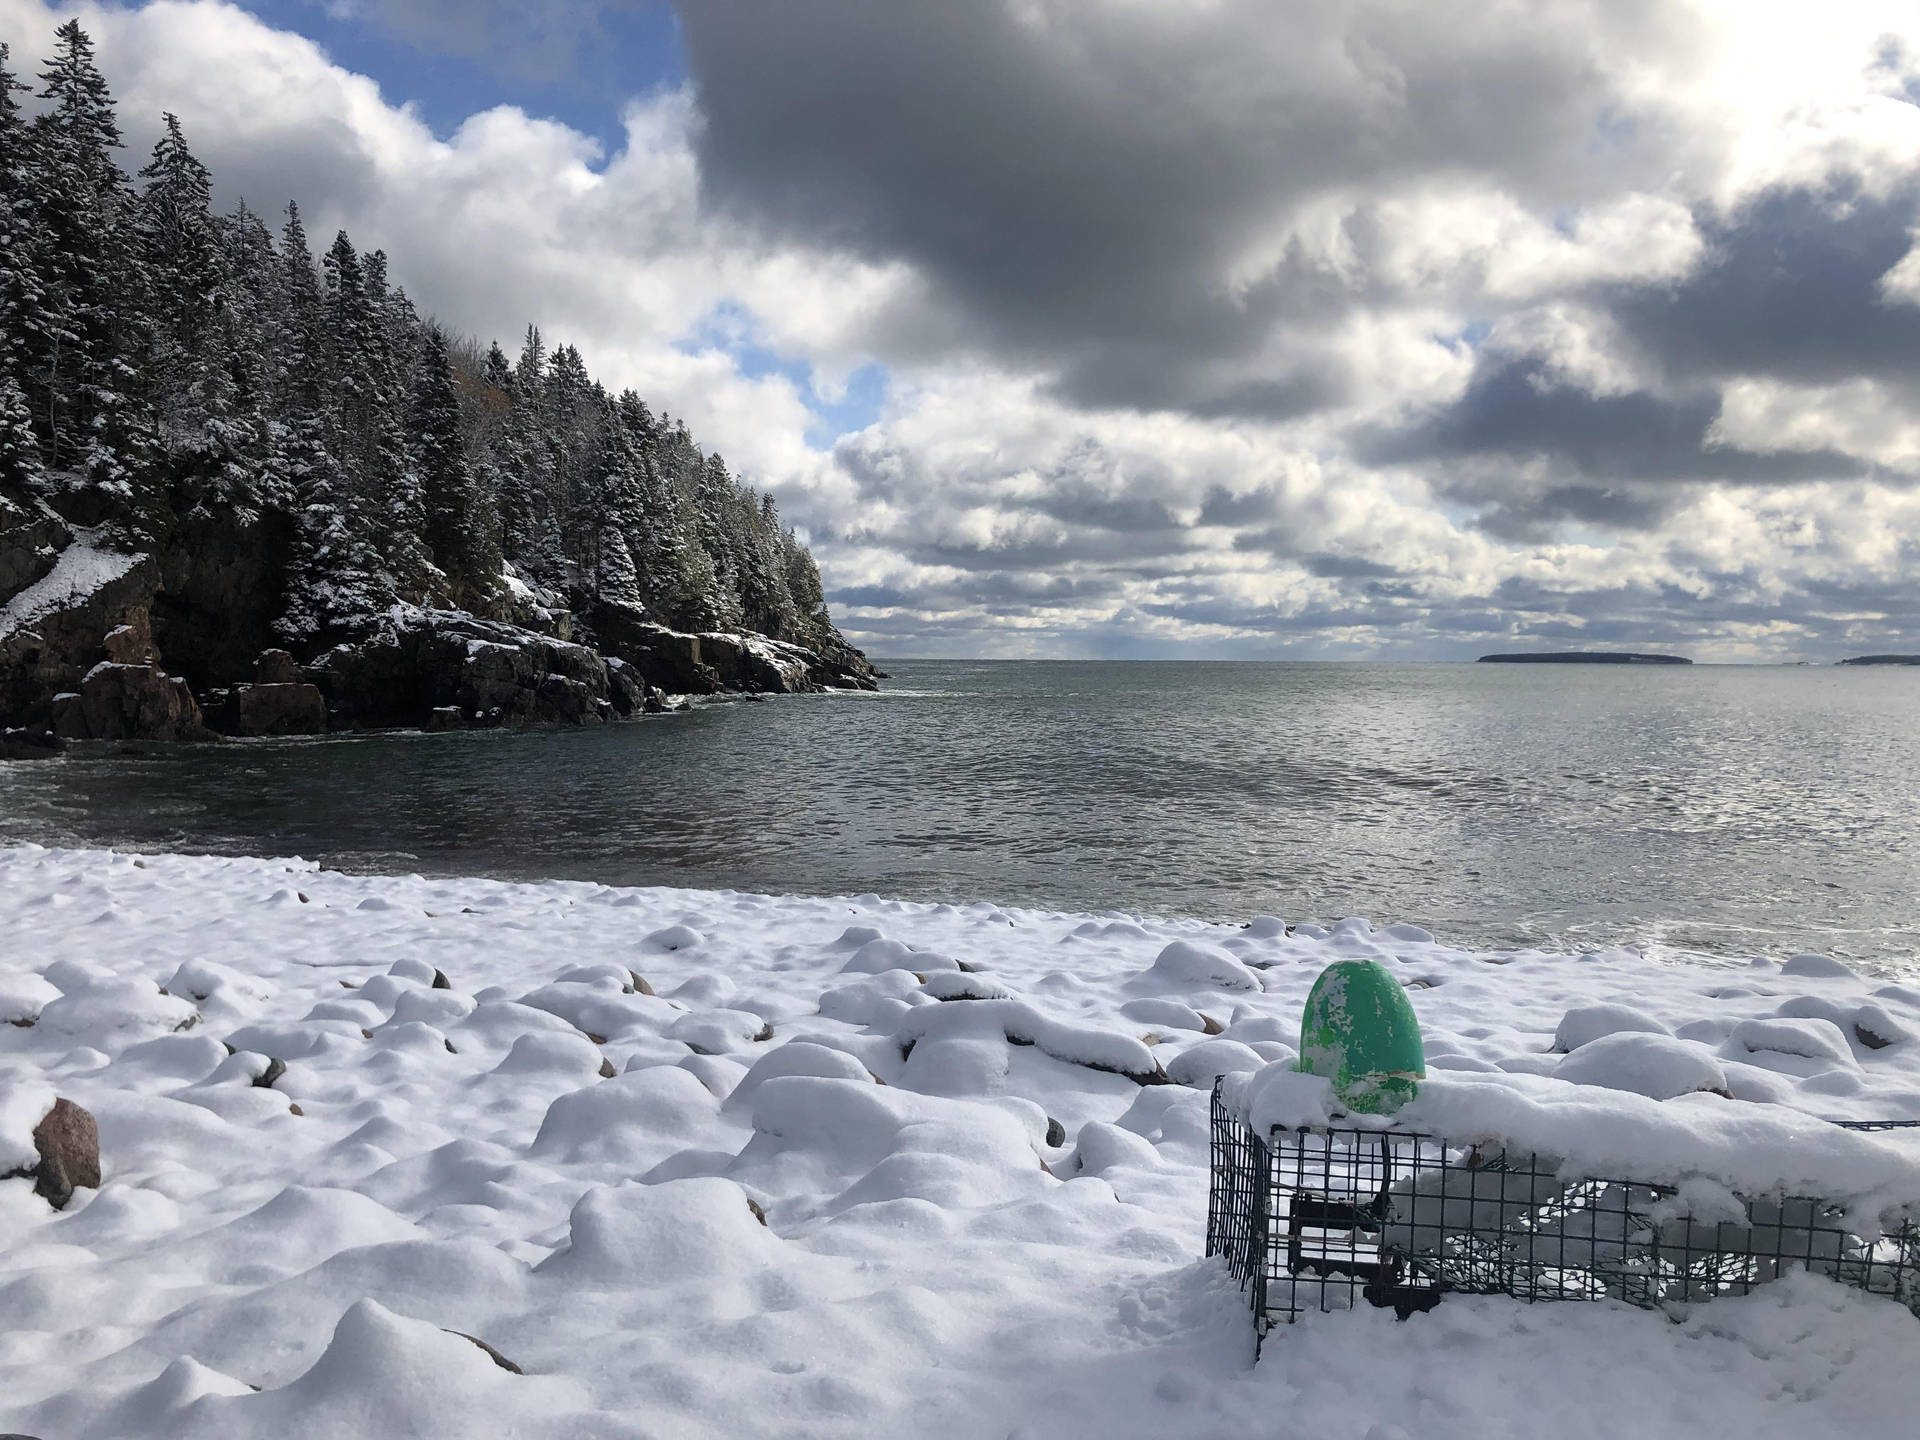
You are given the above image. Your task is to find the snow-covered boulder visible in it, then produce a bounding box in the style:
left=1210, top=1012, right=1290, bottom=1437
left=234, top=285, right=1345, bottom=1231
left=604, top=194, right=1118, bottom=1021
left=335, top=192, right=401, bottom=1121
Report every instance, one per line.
left=536, top=1178, right=778, bottom=1286
left=1136, top=940, right=1262, bottom=993
left=1554, top=1032, right=1729, bottom=1100
left=1164, top=1038, right=1267, bottom=1088
left=35, top=977, right=200, bottom=1048
left=1728, top=1017, right=1860, bottom=1071
left=1552, top=1002, right=1672, bottom=1053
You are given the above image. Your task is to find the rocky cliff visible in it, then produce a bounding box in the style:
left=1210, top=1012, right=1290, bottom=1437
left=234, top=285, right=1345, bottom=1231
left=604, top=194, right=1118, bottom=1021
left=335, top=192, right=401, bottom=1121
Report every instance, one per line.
left=0, top=501, right=877, bottom=751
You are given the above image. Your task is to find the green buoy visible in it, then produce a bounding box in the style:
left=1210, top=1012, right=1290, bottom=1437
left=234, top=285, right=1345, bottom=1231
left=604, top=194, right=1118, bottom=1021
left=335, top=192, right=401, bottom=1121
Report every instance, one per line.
left=1297, top=959, right=1426, bottom=1115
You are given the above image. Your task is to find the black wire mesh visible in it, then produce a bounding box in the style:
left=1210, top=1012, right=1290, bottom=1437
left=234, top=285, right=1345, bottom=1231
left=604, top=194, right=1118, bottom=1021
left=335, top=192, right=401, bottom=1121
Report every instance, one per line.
left=1206, top=1080, right=1920, bottom=1338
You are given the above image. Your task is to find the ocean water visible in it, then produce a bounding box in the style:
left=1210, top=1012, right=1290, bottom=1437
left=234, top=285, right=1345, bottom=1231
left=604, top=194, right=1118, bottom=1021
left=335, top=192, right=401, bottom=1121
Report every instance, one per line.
left=3, top=660, right=1918, bottom=970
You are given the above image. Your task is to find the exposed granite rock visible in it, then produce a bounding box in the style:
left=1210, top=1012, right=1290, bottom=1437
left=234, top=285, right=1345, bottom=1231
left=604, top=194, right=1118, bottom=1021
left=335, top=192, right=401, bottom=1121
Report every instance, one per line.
left=3, top=520, right=875, bottom=736
left=590, top=602, right=722, bottom=695
left=254, top=649, right=302, bottom=686
left=0, top=547, right=162, bottom=730
left=305, top=608, right=622, bottom=730
left=0, top=492, right=67, bottom=601
left=53, top=661, right=218, bottom=742
left=588, top=600, right=877, bottom=696
left=31, top=1097, right=101, bottom=1211
left=234, top=682, right=328, bottom=737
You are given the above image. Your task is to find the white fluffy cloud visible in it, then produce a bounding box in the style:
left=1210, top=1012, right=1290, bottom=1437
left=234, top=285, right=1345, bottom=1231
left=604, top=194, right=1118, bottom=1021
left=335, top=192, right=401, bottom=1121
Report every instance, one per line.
left=5, top=0, right=1920, bottom=659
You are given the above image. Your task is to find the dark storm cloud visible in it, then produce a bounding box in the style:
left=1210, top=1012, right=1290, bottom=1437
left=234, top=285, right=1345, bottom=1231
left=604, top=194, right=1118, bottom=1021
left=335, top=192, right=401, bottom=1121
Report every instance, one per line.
left=1604, top=183, right=1920, bottom=387
left=673, top=0, right=1669, bottom=417
left=1360, top=357, right=1869, bottom=487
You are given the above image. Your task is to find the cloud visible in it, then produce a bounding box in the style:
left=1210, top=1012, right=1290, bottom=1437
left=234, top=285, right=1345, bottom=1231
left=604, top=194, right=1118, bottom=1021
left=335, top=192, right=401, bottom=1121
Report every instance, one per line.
left=6, top=0, right=1920, bottom=659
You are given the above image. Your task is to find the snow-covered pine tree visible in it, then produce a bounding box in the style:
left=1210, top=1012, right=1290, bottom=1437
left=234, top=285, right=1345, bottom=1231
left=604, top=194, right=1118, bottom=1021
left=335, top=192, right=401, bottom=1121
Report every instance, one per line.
left=614, top=390, right=692, bottom=618
left=693, top=452, right=745, bottom=630
left=747, top=491, right=799, bottom=639
left=321, top=230, right=431, bottom=600
left=27, top=20, right=164, bottom=540
left=276, top=413, right=388, bottom=647
left=782, top=530, right=830, bottom=646
left=355, top=248, right=431, bottom=596
left=0, top=43, right=45, bottom=463
left=415, top=324, right=501, bottom=608
left=0, top=372, right=41, bottom=491
left=583, top=391, right=644, bottom=608
left=137, top=115, right=224, bottom=438
left=277, top=202, right=326, bottom=412
left=498, top=325, right=564, bottom=591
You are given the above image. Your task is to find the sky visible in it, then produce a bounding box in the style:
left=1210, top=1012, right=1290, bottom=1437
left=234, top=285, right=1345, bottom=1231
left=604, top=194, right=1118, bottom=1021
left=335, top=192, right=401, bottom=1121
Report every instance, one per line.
left=3, top=1, right=1919, bottom=661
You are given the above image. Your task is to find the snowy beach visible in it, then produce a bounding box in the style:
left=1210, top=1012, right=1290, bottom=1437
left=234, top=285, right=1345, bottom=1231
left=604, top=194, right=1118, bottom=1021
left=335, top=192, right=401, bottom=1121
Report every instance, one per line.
left=4, top=843, right=1920, bottom=1439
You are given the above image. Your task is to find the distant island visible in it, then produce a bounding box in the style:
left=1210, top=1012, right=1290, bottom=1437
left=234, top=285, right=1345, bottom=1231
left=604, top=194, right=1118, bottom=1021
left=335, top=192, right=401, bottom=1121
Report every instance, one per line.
left=1478, top=652, right=1693, bottom=665
left=1838, top=655, right=1920, bottom=666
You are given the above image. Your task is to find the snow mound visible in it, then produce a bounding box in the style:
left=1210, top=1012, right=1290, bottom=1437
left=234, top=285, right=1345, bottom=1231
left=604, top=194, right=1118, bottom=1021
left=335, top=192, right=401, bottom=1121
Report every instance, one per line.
left=728, top=1039, right=875, bottom=1108
left=1782, top=953, right=1857, bottom=979
left=537, top=1178, right=777, bottom=1285
left=920, top=969, right=1011, bottom=1001
left=1138, top=940, right=1262, bottom=992
left=1164, top=1038, right=1267, bottom=1088
left=531, top=1066, right=721, bottom=1167
left=1553, top=1002, right=1673, bottom=1053
left=0, top=1072, right=57, bottom=1172
left=158, top=1299, right=591, bottom=1440
left=1555, top=1032, right=1729, bottom=1100
left=1730, top=1017, right=1859, bottom=1068
left=895, top=998, right=1162, bottom=1082
left=0, top=969, right=60, bottom=1025
left=35, top=977, right=200, bottom=1046
left=667, top=1007, right=770, bottom=1054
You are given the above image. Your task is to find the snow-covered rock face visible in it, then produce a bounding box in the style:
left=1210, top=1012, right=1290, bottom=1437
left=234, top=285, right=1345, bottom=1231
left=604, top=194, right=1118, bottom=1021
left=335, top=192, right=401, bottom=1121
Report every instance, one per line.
left=3, top=845, right=1920, bottom=1440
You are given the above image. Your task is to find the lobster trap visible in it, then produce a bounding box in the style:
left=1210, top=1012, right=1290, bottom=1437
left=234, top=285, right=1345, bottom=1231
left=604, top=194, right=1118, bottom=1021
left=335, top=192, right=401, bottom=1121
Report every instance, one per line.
left=1206, top=1080, right=1920, bottom=1338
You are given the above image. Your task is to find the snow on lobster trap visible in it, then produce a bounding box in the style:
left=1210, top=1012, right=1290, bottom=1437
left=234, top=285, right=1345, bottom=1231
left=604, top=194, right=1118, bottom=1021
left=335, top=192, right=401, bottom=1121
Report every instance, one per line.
left=1206, top=1080, right=1920, bottom=1338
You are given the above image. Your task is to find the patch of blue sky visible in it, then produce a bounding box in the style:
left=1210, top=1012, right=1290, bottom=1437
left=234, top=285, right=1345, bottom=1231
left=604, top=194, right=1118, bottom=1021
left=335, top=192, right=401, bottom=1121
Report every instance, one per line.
left=1437, top=319, right=1491, bottom=353
left=231, top=1, right=684, bottom=155
left=681, top=304, right=890, bottom=449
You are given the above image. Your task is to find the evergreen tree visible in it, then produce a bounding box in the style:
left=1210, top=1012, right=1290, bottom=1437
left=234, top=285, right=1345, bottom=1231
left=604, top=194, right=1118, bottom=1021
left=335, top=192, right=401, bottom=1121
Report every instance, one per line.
left=498, top=325, right=563, bottom=589
left=28, top=20, right=163, bottom=539
left=693, top=452, right=745, bottom=630
left=278, top=201, right=325, bottom=410
left=138, top=114, right=223, bottom=436
left=0, top=44, right=44, bottom=438
left=0, top=373, right=41, bottom=491
left=277, top=414, right=387, bottom=645
left=415, top=325, right=500, bottom=606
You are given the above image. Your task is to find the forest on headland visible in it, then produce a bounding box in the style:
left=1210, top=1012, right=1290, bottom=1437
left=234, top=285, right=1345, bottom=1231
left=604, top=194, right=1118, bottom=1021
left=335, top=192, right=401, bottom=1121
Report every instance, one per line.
left=0, top=21, right=872, bottom=753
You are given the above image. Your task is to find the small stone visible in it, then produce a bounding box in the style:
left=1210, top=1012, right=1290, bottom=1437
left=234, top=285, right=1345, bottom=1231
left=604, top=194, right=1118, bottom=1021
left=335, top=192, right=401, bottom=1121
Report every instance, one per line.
left=31, top=1097, right=101, bottom=1211
left=1200, top=1014, right=1225, bottom=1036
left=598, top=1058, right=616, bottom=1078
left=445, top=1038, right=458, bottom=1054
left=746, top=1197, right=768, bottom=1226
left=288, top=1104, right=305, bottom=1116
left=252, top=1057, right=286, bottom=1090
left=629, top=972, right=655, bottom=996
left=754, top=1023, right=774, bottom=1042
left=586, top=1032, right=608, bottom=1045
left=431, top=969, right=451, bottom=990
left=1045, top=1117, right=1066, bottom=1147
